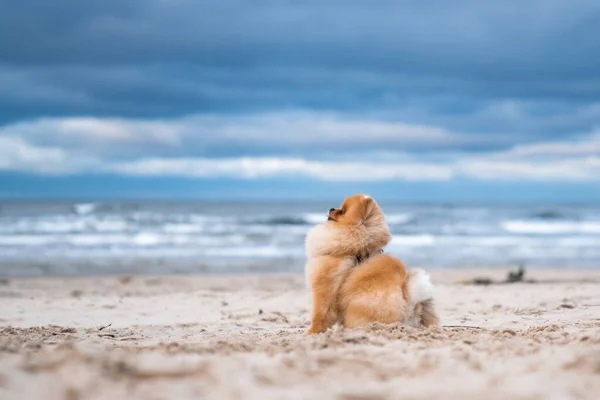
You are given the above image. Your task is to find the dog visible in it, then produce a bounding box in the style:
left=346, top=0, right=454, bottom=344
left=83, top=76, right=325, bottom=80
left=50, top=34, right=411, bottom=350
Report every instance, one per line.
left=304, top=194, right=439, bottom=334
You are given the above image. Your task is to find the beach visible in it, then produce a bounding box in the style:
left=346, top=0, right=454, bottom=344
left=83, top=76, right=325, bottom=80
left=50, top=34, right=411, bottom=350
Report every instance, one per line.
left=1, top=268, right=599, bottom=400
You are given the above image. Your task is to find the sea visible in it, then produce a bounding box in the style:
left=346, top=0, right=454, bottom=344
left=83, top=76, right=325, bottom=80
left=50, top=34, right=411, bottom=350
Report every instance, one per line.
left=0, top=201, right=599, bottom=276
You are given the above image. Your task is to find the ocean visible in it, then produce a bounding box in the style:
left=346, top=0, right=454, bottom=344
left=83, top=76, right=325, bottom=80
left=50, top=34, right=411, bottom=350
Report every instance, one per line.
left=0, top=201, right=599, bottom=276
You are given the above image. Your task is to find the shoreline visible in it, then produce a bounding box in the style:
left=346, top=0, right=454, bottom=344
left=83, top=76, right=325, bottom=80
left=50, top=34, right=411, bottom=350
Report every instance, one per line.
left=2, top=263, right=600, bottom=277
left=2, top=266, right=600, bottom=283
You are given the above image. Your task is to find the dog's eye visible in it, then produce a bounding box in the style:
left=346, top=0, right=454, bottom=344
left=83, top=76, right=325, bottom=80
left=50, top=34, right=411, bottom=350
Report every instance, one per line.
left=340, top=209, right=346, bottom=215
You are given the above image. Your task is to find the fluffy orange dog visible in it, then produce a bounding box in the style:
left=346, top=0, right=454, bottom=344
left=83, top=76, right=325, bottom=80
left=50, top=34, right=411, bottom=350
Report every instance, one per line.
left=305, top=194, right=439, bottom=334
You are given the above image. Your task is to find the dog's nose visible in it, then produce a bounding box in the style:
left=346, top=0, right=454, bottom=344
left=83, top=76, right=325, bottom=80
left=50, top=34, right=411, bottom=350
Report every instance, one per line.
left=329, top=208, right=335, bottom=213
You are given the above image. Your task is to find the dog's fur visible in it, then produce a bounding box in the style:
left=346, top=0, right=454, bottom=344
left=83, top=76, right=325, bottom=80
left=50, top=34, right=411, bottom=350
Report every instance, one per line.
left=305, top=194, right=439, bottom=334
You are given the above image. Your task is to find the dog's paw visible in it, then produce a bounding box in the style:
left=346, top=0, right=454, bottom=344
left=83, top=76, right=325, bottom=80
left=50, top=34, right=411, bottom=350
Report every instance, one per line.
left=305, top=325, right=324, bottom=335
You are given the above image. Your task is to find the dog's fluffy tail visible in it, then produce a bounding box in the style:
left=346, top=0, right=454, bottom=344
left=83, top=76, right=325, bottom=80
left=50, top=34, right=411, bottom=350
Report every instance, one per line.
left=407, top=268, right=435, bottom=307
left=406, top=268, right=440, bottom=327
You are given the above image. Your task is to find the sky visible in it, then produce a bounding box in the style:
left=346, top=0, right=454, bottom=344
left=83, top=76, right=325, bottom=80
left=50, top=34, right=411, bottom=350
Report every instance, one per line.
left=1, top=0, right=599, bottom=202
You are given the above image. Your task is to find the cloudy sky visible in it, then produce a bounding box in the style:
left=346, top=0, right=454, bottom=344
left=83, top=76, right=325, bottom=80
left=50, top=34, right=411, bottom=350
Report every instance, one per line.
left=1, top=0, right=599, bottom=201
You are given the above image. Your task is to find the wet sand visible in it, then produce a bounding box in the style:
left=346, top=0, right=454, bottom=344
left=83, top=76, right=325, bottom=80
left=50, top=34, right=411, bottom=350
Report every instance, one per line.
left=1, top=269, right=599, bottom=399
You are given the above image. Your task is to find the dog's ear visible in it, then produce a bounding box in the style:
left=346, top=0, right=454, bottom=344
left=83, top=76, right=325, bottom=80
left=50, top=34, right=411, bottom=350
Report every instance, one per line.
left=361, top=195, right=376, bottom=221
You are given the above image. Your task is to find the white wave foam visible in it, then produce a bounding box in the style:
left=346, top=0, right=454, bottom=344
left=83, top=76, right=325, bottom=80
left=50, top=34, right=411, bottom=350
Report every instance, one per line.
left=204, top=246, right=300, bottom=258
left=27, top=219, right=88, bottom=233
left=0, top=235, right=54, bottom=246
left=2, top=218, right=129, bottom=234
left=502, top=220, right=600, bottom=234
left=189, top=214, right=227, bottom=224
left=74, top=203, right=97, bottom=215
left=133, top=233, right=161, bottom=246
left=0, top=233, right=249, bottom=248
left=68, top=234, right=130, bottom=246
left=386, top=213, right=413, bottom=224
left=93, top=220, right=129, bottom=232
left=390, top=235, right=436, bottom=246
left=557, top=237, right=600, bottom=246
left=163, top=223, right=205, bottom=234
left=302, top=213, right=326, bottom=225
left=390, top=235, right=600, bottom=248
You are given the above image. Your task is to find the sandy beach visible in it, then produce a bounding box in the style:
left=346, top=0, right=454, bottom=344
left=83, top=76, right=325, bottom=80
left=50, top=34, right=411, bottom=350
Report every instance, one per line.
left=1, top=269, right=599, bottom=400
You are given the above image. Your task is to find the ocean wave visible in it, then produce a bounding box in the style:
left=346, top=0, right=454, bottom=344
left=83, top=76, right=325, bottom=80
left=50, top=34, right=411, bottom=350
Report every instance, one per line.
left=240, top=214, right=323, bottom=226
left=204, top=246, right=301, bottom=258
left=245, top=212, right=415, bottom=226
left=2, top=202, right=600, bottom=271
left=0, top=211, right=417, bottom=236
left=303, top=213, right=327, bottom=225
left=390, top=234, right=600, bottom=248
left=529, top=210, right=566, bottom=220
left=0, top=233, right=247, bottom=248
left=12, top=219, right=88, bottom=233
left=0, top=235, right=54, bottom=246
left=2, top=245, right=303, bottom=260
left=386, top=213, right=414, bottom=225
left=0, top=217, right=129, bottom=234
left=251, top=216, right=309, bottom=225
left=389, top=235, right=436, bottom=246
left=162, top=223, right=205, bottom=234
left=74, top=203, right=97, bottom=215
left=93, top=220, right=129, bottom=232
left=502, top=220, right=600, bottom=234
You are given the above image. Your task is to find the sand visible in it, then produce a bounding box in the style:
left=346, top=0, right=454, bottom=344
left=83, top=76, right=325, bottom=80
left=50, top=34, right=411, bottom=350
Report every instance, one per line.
left=1, top=269, right=599, bottom=400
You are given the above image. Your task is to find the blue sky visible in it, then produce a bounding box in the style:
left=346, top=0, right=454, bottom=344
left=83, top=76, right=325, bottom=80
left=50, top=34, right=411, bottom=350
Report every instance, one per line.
left=1, top=0, right=599, bottom=201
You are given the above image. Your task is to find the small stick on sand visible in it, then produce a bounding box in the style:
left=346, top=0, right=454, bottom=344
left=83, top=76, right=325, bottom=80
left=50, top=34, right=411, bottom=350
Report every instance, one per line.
left=98, top=323, right=112, bottom=331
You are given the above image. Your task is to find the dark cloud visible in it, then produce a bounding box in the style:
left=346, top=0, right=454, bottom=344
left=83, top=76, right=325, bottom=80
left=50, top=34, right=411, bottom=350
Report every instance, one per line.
left=1, top=1, right=599, bottom=125
left=3, top=1, right=599, bottom=72
left=0, top=0, right=599, bottom=190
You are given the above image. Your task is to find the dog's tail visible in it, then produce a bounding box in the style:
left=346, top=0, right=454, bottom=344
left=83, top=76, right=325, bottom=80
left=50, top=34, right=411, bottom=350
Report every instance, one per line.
left=406, top=268, right=439, bottom=327
left=407, top=268, right=435, bottom=306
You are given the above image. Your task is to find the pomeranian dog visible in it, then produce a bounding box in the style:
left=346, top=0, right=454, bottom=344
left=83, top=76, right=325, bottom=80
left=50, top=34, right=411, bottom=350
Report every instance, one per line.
left=305, top=194, right=439, bottom=334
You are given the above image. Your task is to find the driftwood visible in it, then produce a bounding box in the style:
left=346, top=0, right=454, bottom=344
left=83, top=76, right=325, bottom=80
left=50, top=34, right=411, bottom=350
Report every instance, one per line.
left=460, top=265, right=599, bottom=286
left=460, top=266, right=534, bottom=286
left=506, top=266, right=526, bottom=283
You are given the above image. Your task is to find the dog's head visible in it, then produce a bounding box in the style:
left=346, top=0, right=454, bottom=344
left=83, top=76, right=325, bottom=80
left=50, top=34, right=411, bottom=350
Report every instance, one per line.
left=306, top=194, right=391, bottom=258
left=326, top=194, right=382, bottom=227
